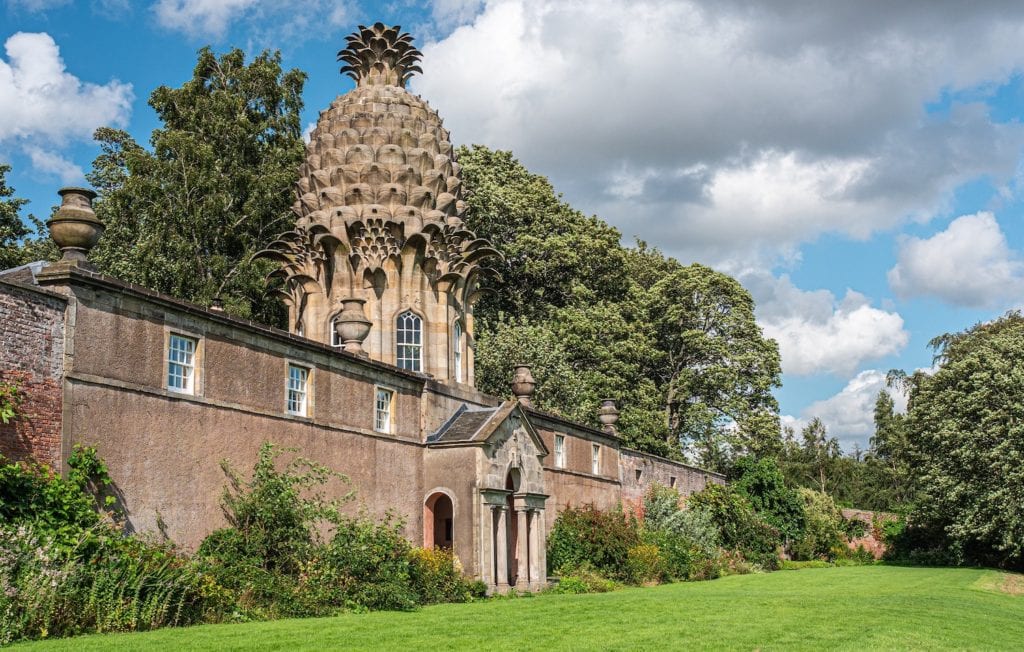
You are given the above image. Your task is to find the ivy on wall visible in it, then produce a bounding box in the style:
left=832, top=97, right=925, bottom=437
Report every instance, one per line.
left=0, top=380, right=22, bottom=424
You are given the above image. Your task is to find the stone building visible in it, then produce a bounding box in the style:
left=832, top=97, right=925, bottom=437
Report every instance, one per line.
left=0, top=23, right=722, bottom=593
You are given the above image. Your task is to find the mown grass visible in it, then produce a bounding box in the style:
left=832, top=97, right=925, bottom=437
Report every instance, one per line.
left=14, top=565, right=1024, bottom=651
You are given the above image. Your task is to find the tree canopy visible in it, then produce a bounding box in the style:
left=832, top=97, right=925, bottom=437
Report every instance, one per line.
left=459, top=145, right=782, bottom=467
left=896, top=312, right=1024, bottom=569
left=89, top=47, right=306, bottom=325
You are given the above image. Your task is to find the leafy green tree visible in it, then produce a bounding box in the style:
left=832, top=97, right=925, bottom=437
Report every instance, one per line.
left=730, top=456, right=805, bottom=544
left=458, top=145, right=631, bottom=323
left=897, top=312, right=1024, bottom=569
left=459, top=145, right=782, bottom=465
left=89, top=47, right=306, bottom=324
left=0, top=164, right=29, bottom=270
left=869, top=390, right=914, bottom=507
left=645, top=264, right=782, bottom=466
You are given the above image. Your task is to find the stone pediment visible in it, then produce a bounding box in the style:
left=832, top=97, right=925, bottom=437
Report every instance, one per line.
left=428, top=401, right=547, bottom=495
left=428, top=402, right=547, bottom=454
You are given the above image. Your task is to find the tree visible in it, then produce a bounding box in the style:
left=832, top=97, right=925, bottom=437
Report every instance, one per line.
left=869, top=390, right=914, bottom=506
left=0, top=165, right=29, bottom=270
left=89, top=47, right=306, bottom=324
left=898, top=312, right=1024, bottom=569
left=644, top=263, right=782, bottom=466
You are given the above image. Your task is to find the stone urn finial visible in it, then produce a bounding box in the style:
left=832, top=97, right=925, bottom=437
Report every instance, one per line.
left=598, top=399, right=620, bottom=434
left=334, top=297, right=372, bottom=355
left=47, top=187, right=103, bottom=264
left=511, top=364, right=536, bottom=407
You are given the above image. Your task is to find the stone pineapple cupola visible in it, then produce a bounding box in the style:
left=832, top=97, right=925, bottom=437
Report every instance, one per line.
left=259, top=23, right=499, bottom=385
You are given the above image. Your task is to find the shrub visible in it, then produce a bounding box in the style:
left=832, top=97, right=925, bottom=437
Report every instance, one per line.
left=408, top=546, right=473, bottom=605
left=547, top=505, right=640, bottom=581
left=626, top=544, right=666, bottom=584
left=640, top=485, right=723, bottom=581
left=730, top=457, right=805, bottom=544
left=0, top=524, right=226, bottom=645
left=790, top=488, right=845, bottom=561
left=309, top=514, right=419, bottom=613
left=550, top=563, right=618, bottom=594
left=688, top=484, right=781, bottom=569
left=0, top=447, right=116, bottom=553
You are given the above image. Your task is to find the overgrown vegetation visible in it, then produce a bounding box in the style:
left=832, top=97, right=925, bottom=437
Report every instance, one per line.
left=547, top=458, right=870, bottom=592
left=0, top=379, right=23, bottom=425
left=0, top=444, right=481, bottom=645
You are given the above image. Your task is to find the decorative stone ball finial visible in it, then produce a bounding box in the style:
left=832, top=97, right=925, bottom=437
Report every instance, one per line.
left=48, top=187, right=103, bottom=264
left=598, top=398, right=620, bottom=434
left=337, top=22, right=423, bottom=88
left=511, top=364, right=536, bottom=407
left=334, top=297, right=372, bottom=355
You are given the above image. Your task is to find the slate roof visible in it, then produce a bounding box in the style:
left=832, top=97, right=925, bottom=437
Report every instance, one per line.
left=428, top=406, right=499, bottom=443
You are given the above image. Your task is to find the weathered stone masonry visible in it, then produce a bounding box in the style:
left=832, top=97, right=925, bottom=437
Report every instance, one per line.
left=0, top=272, right=67, bottom=468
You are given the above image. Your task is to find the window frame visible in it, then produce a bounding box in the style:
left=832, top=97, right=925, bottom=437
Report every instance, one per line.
left=374, top=386, right=394, bottom=433
left=166, top=332, right=199, bottom=395
left=592, top=443, right=601, bottom=475
left=452, top=320, right=463, bottom=383
left=554, top=434, right=565, bottom=469
left=330, top=315, right=343, bottom=349
left=395, top=310, right=423, bottom=372
left=286, top=363, right=311, bottom=417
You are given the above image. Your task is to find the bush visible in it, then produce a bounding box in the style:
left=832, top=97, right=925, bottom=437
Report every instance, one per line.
left=547, top=505, right=640, bottom=581
left=688, top=484, right=782, bottom=569
left=408, top=546, right=474, bottom=605
left=626, top=544, right=666, bottom=584
left=0, top=447, right=116, bottom=553
left=550, top=563, right=618, bottom=594
left=640, top=485, right=724, bottom=581
left=0, top=525, right=226, bottom=644
left=790, top=488, right=845, bottom=561
left=730, top=457, right=805, bottom=544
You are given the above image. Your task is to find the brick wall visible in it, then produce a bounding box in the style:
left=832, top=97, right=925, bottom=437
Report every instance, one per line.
left=619, top=449, right=726, bottom=515
left=0, top=279, right=66, bottom=467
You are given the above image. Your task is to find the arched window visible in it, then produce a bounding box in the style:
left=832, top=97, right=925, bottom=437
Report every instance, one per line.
left=330, top=316, right=343, bottom=348
left=396, top=311, right=422, bottom=371
left=453, top=321, right=463, bottom=382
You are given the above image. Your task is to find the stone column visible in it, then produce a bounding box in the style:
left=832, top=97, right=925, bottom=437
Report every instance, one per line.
left=481, top=506, right=494, bottom=590
left=528, top=509, right=544, bottom=591
left=495, top=506, right=509, bottom=592
left=515, top=506, right=530, bottom=591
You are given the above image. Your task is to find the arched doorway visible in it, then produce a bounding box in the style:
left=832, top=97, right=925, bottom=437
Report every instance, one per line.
left=424, top=492, right=454, bottom=549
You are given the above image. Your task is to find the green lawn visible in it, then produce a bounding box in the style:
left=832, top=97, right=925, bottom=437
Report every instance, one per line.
left=14, top=566, right=1024, bottom=651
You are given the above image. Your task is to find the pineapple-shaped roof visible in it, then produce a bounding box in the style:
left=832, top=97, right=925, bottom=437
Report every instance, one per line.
left=261, top=23, right=497, bottom=325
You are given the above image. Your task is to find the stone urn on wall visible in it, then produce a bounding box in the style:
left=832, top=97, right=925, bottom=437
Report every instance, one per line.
left=511, top=364, right=536, bottom=406
left=47, top=187, right=104, bottom=263
left=598, top=398, right=620, bottom=434
left=333, top=298, right=372, bottom=355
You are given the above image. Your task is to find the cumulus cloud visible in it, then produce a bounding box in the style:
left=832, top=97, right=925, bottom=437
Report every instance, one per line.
left=0, top=32, right=132, bottom=180
left=783, top=369, right=908, bottom=451
left=152, top=0, right=352, bottom=41
left=414, top=0, right=1024, bottom=266
left=23, top=146, right=84, bottom=184
left=0, top=32, right=133, bottom=143
left=746, top=274, right=908, bottom=376
left=888, top=212, right=1024, bottom=308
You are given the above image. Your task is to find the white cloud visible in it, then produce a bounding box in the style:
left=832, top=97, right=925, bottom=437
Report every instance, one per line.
left=0, top=32, right=132, bottom=180
left=784, top=369, right=908, bottom=452
left=24, top=146, right=84, bottom=184
left=414, top=0, right=1024, bottom=267
left=152, top=0, right=352, bottom=41
left=6, top=0, right=70, bottom=11
left=152, top=0, right=257, bottom=37
left=888, top=212, right=1024, bottom=308
left=0, top=33, right=133, bottom=143
left=747, top=274, right=908, bottom=376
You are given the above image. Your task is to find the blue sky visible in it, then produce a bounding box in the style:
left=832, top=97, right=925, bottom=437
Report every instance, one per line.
left=4, top=0, right=1024, bottom=452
